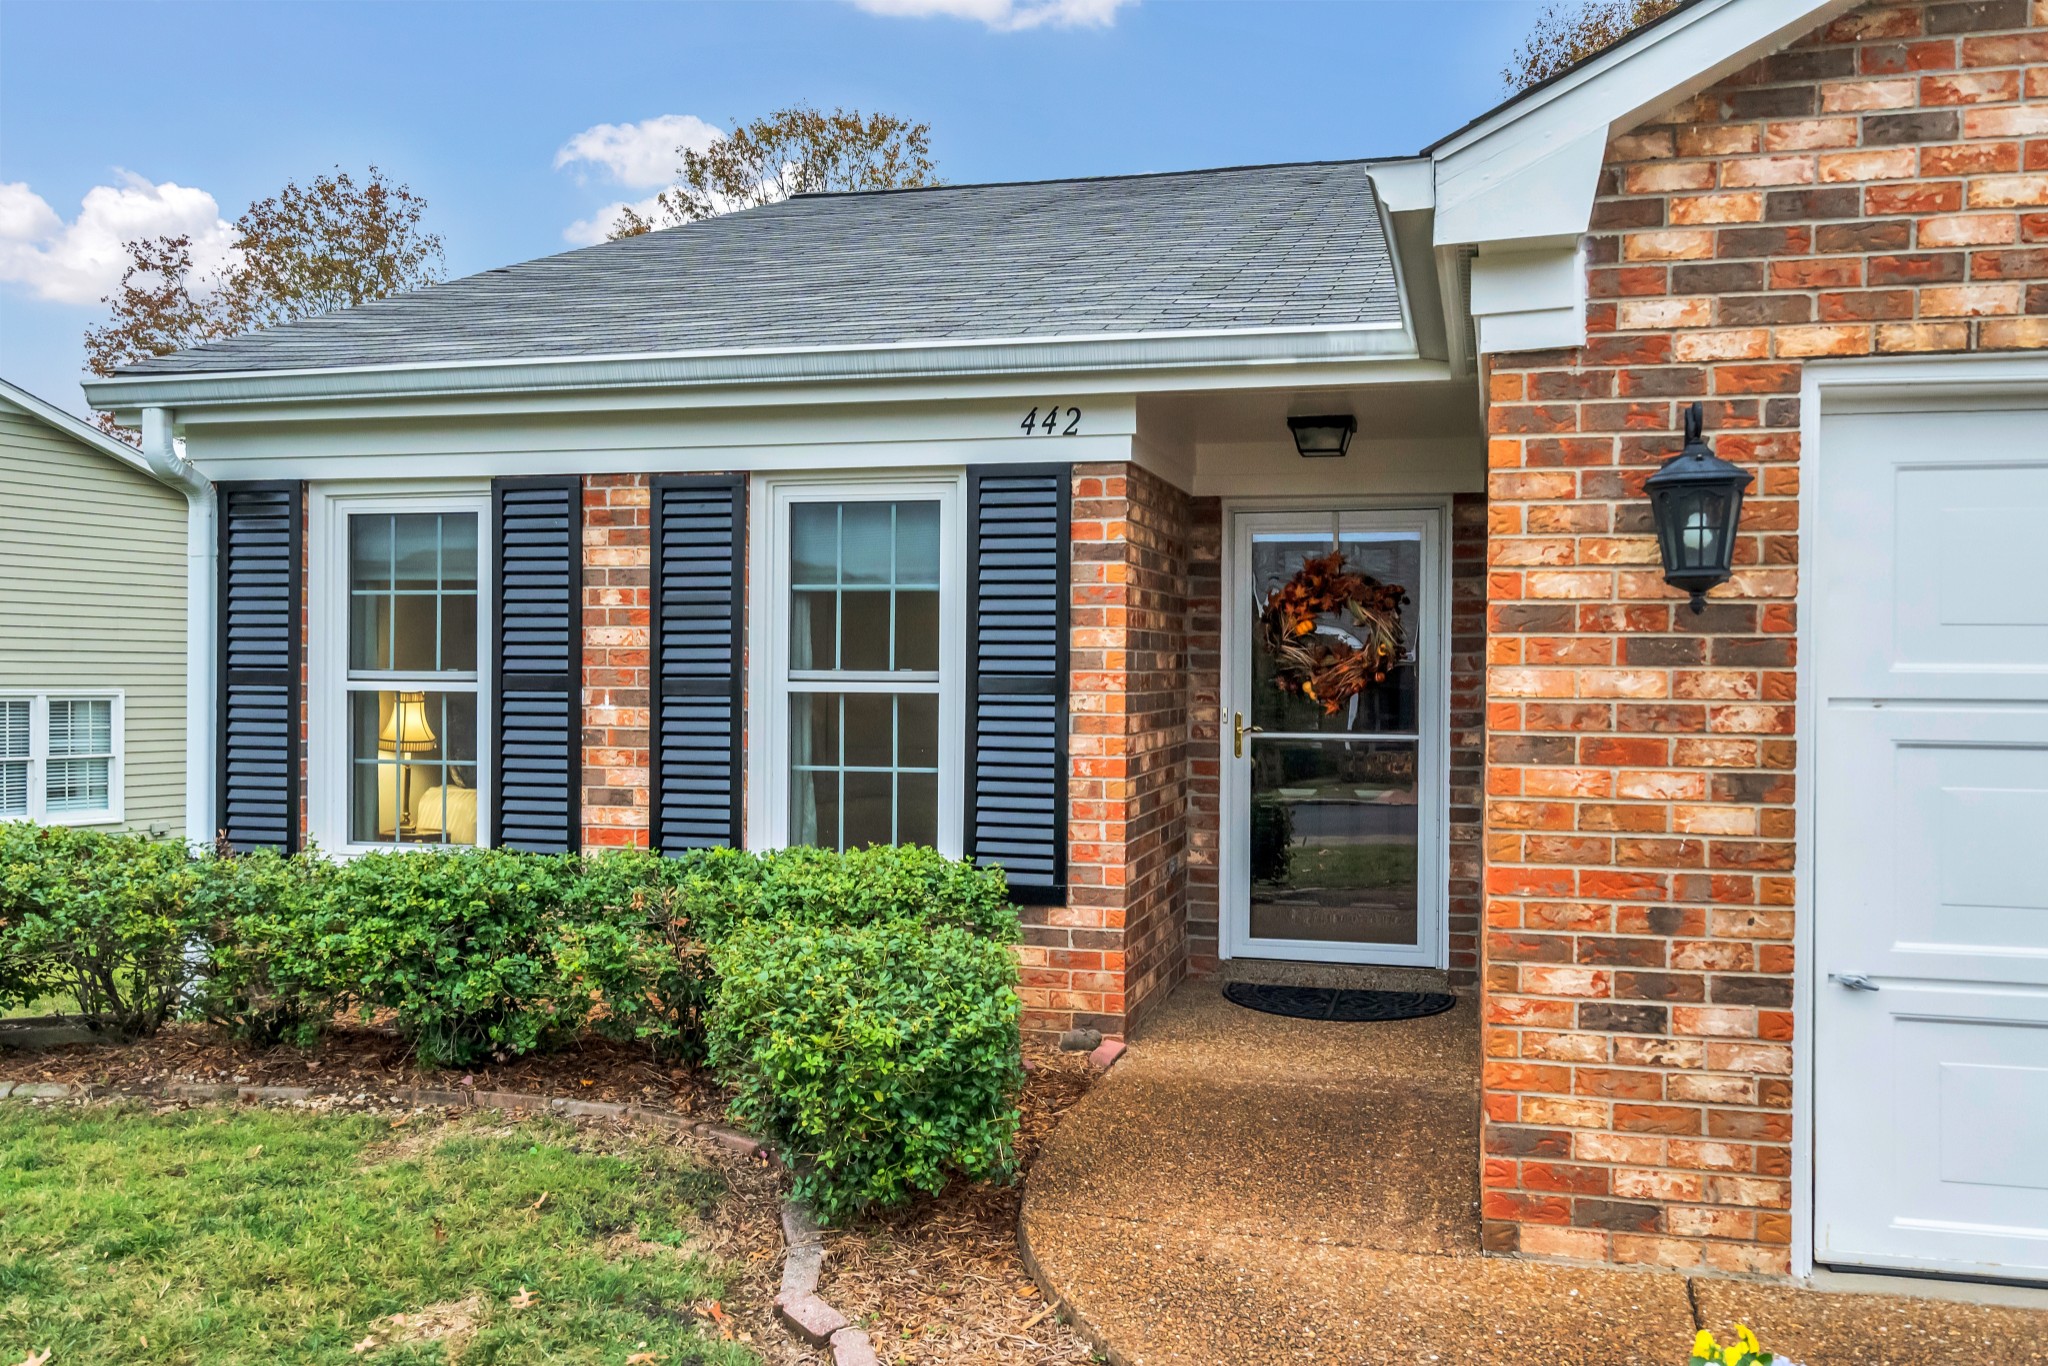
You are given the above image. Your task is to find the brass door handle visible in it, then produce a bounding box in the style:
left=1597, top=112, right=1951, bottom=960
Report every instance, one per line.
left=1233, top=712, right=1263, bottom=758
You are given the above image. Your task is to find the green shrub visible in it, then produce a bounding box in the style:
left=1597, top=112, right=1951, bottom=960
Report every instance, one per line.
left=557, top=847, right=707, bottom=1058
left=0, top=823, right=194, bottom=1038
left=323, top=848, right=587, bottom=1066
left=680, top=844, right=1019, bottom=943
left=706, top=916, right=1024, bottom=1221
left=183, top=847, right=344, bottom=1047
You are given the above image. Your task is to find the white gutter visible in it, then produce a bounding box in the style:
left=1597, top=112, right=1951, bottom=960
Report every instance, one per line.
left=141, top=406, right=216, bottom=850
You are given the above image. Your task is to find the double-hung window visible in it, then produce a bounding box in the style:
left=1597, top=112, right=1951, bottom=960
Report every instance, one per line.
left=0, top=692, right=122, bottom=825
left=756, top=477, right=964, bottom=855
left=332, top=500, right=486, bottom=848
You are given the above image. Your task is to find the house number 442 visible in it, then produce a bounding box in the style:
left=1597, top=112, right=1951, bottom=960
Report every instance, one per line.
left=1020, top=405, right=1081, bottom=436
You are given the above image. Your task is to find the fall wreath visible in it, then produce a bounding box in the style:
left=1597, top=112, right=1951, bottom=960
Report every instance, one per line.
left=1257, top=551, right=1410, bottom=714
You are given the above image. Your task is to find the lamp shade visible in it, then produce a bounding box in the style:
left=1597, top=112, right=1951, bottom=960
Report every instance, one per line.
left=378, top=691, right=438, bottom=754
left=1644, top=403, right=1753, bottom=614
left=1286, top=414, right=1357, bottom=458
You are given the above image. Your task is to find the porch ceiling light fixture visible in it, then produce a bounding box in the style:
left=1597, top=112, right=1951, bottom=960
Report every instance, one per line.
left=1286, top=414, right=1357, bottom=459
left=1645, top=401, right=1753, bottom=614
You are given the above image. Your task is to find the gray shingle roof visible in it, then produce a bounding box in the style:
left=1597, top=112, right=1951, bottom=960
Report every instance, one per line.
left=116, top=160, right=1401, bottom=377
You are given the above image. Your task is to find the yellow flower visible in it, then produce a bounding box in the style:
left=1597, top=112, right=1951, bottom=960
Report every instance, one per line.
left=1693, top=1329, right=1719, bottom=1361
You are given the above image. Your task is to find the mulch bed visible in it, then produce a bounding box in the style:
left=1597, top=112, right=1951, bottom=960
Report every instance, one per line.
left=3, top=1021, right=1103, bottom=1365
left=813, top=1051, right=1100, bottom=1364
left=3, top=1019, right=728, bottom=1114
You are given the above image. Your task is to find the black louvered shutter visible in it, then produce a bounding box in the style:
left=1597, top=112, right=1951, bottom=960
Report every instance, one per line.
left=965, top=466, right=1069, bottom=904
left=215, top=482, right=303, bottom=853
left=492, top=477, right=582, bottom=853
left=648, top=476, right=746, bottom=853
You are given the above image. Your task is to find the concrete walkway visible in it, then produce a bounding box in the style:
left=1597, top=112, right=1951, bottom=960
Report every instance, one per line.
left=1020, top=978, right=2048, bottom=1365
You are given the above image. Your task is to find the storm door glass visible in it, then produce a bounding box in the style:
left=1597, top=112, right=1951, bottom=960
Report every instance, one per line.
left=785, top=499, right=942, bottom=850
left=345, top=511, right=481, bottom=846
left=1236, top=510, right=1438, bottom=957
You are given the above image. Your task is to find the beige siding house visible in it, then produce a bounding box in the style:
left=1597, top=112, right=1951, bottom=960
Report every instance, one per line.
left=1, top=379, right=188, bottom=836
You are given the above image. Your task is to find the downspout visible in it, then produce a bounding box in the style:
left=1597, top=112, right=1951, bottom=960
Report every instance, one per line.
left=141, top=407, right=216, bottom=850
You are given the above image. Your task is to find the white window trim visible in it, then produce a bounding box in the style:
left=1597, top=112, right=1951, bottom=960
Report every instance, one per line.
left=746, top=471, right=967, bottom=857
left=307, top=482, right=493, bottom=856
left=0, top=690, right=125, bottom=827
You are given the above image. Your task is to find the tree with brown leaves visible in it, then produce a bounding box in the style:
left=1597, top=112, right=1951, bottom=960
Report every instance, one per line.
left=85, top=167, right=444, bottom=437
left=610, top=105, right=939, bottom=239
left=1503, top=0, right=1681, bottom=93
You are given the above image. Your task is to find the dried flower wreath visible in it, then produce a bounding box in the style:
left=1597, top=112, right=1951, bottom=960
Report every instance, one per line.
left=1256, top=551, right=1410, bottom=714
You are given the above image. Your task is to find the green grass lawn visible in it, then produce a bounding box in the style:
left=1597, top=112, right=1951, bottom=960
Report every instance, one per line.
left=0, top=1102, right=762, bottom=1366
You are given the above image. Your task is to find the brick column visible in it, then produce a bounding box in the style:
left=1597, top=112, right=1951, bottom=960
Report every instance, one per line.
left=1018, top=462, right=1191, bottom=1041
left=580, top=475, right=651, bottom=848
left=1184, top=497, right=1224, bottom=977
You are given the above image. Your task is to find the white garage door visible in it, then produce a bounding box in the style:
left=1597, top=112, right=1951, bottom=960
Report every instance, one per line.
left=1812, top=379, right=2048, bottom=1283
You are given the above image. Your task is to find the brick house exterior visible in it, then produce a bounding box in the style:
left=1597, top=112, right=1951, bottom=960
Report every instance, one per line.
left=95, top=0, right=2048, bottom=1294
left=1478, top=0, right=2048, bottom=1276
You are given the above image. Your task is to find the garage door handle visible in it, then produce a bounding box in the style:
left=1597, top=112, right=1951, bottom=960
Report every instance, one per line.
left=1828, top=973, right=1879, bottom=992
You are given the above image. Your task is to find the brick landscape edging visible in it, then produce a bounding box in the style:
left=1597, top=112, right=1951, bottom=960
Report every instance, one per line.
left=0, top=1076, right=879, bottom=1365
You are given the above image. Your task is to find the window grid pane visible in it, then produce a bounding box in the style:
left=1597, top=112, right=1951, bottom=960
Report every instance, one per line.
left=0, top=759, right=26, bottom=817
left=786, top=501, right=941, bottom=675
left=0, top=699, right=27, bottom=759
left=789, top=691, right=941, bottom=850
left=47, top=699, right=113, bottom=757
left=348, top=512, right=479, bottom=674
left=348, top=688, right=480, bottom=846
left=45, top=758, right=110, bottom=814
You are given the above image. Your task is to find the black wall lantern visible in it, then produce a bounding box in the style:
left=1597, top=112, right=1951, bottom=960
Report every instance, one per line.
left=1287, top=414, right=1357, bottom=458
left=1645, top=401, right=1753, bottom=614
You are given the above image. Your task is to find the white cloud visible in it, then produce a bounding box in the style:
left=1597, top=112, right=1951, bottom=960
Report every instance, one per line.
left=554, top=114, right=723, bottom=190
left=561, top=193, right=668, bottom=248
left=846, top=0, right=1134, bottom=31
left=0, top=173, right=236, bottom=306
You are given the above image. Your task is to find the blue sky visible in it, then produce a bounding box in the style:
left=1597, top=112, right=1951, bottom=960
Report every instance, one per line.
left=1, top=0, right=1540, bottom=417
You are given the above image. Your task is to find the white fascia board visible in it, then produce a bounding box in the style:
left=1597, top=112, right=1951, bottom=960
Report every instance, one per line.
left=1431, top=0, right=1854, bottom=252
left=1471, top=239, right=1588, bottom=356
left=97, top=357, right=1458, bottom=434
left=83, top=318, right=1421, bottom=418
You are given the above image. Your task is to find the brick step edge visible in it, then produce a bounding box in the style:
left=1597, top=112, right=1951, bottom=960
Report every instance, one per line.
left=0, top=1076, right=877, bottom=1365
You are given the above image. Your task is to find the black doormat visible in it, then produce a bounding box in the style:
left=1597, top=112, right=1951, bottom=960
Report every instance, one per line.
left=1223, top=980, right=1458, bottom=1023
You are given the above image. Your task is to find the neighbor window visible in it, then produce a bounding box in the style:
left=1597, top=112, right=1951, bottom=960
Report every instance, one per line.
left=342, top=509, right=481, bottom=846
left=0, top=692, right=122, bottom=824
left=761, top=480, right=962, bottom=855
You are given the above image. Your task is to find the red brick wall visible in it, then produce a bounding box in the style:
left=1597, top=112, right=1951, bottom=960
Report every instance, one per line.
left=1448, top=492, right=1488, bottom=990
left=581, top=475, right=651, bottom=849
left=1184, top=498, right=1223, bottom=976
left=1020, top=462, right=1192, bottom=1040
left=1479, top=0, right=2048, bottom=1275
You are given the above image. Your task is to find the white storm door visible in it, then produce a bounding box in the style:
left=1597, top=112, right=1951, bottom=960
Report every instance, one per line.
left=1811, top=386, right=2048, bottom=1282
left=1221, top=507, right=1447, bottom=968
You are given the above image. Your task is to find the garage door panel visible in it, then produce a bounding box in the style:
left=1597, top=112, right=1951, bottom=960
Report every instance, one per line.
left=1817, top=409, right=2048, bottom=700
left=1817, top=988, right=2048, bottom=1278
left=1820, top=709, right=2048, bottom=984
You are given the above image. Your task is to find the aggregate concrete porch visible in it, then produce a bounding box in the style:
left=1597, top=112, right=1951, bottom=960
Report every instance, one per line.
left=1020, top=978, right=2048, bottom=1365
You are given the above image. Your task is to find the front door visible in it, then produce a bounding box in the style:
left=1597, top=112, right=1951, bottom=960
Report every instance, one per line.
left=1222, top=507, right=1445, bottom=967
left=1811, top=383, right=2048, bottom=1283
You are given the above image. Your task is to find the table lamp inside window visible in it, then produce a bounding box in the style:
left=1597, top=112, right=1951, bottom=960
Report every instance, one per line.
left=379, top=690, right=437, bottom=836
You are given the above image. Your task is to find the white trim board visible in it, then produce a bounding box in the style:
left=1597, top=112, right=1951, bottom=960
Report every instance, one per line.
left=1790, top=352, right=2048, bottom=1284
